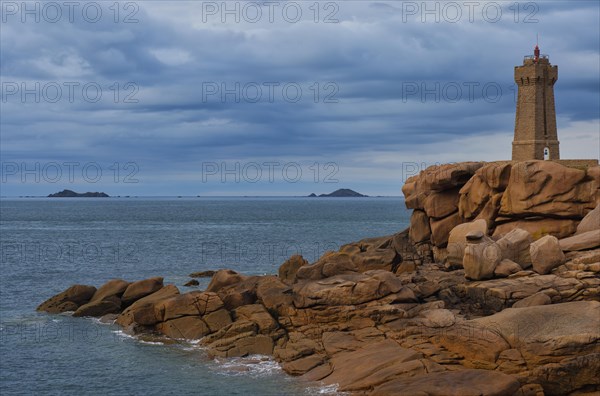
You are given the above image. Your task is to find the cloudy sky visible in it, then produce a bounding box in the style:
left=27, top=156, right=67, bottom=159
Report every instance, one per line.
left=1, top=0, right=598, bottom=196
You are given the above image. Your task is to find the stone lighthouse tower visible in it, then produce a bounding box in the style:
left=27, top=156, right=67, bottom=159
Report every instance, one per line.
left=512, top=45, right=559, bottom=161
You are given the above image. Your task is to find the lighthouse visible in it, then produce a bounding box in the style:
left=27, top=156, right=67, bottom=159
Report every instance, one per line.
left=511, top=45, right=560, bottom=161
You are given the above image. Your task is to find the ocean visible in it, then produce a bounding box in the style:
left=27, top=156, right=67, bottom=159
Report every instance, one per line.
left=0, top=197, right=409, bottom=395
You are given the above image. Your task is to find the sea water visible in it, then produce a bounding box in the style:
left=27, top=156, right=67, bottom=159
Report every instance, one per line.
left=0, top=197, right=409, bottom=395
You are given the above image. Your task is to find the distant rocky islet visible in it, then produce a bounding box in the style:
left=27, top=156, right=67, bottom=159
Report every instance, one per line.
left=48, top=189, right=109, bottom=198
left=309, top=188, right=367, bottom=197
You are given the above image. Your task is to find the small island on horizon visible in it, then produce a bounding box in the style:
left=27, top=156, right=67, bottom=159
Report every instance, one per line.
left=48, top=189, right=109, bottom=198
left=309, top=188, right=368, bottom=197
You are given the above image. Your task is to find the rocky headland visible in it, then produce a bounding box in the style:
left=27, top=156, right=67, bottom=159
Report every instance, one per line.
left=38, top=160, right=600, bottom=395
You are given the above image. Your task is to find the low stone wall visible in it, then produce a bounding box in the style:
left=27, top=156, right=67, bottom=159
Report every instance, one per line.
left=551, top=159, right=599, bottom=170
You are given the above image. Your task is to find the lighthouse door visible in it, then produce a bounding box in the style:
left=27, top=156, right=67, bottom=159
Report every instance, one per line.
left=544, top=147, right=550, bottom=160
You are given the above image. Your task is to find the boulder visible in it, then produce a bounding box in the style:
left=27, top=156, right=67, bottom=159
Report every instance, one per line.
left=460, top=274, right=582, bottom=315
left=493, top=218, right=578, bottom=240
left=216, top=276, right=260, bottom=310
left=447, top=219, right=488, bottom=267
left=495, top=228, right=532, bottom=268
left=183, top=279, right=199, bottom=287
left=577, top=205, right=599, bottom=234
left=156, top=316, right=211, bottom=340
left=203, top=309, right=232, bottom=333
left=459, top=162, right=511, bottom=221
left=350, top=248, right=400, bottom=273
left=155, top=291, right=224, bottom=322
left=473, top=192, right=503, bottom=226
left=402, top=178, right=427, bottom=210
left=282, top=354, right=325, bottom=376
left=37, top=284, right=97, bottom=313
left=188, top=270, right=216, bottom=278
left=403, top=163, right=483, bottom=212
left=292, top=270, right=404, bottom=308
left=296, top=252, right=357, bottom=281
left=278, top=255, right=307, bottom=284
left=372, top=369, right=521, bottom=396
left=499, top=161, right=596, bottom=219
left=207, top=332, right=274, bottom=358
left=494, top=259, right=522, bottom=278
left=202, top=320, right=257, bottom=347
left=116, top=285, right=180, bottom=328
left=417, top=162, right=485, bottom=192
left=121, top=277, right=163, bottom=306
left=477, top=162, right=513, bottom=190
left=90, top=279, right=129, bottom=302
left=409, top=210, right=431, bottom=243
left=458, top=173, right=493, bottom=220
left=424, top=188, right=460, bottom=219
left=559, top=230, right=600, bottom=251
left=206, top=270, right=244, bottom=293
left=463, top=231, right=502, bottom=280
left=256, top=276, right=293, bottom=315
left=73, top=296, right=121, bottom=317
left=275, top=334, right=320, bottom=362
left=430, top=212, right=463, bottom=247
left=530, top=235, right=565, bottom=274
left=234, top=304, right=278, bottom=334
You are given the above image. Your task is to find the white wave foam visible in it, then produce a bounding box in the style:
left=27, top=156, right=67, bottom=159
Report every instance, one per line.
left=90, top=317, right=114, bottom=326
left=138, top=340, right=165, bottom=345
left=212, top=355, right=283, bottom=378
left=305, top=384, right=347, bottom=395
left=112, top=329, right=136, bottom=340
left=111, top=329, right=166, bottom=345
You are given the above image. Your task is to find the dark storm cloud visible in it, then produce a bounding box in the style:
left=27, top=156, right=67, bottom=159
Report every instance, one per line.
left=1, top=1, right=598, bottom=195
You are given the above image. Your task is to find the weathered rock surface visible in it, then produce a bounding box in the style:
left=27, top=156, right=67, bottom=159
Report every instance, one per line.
left=278, top=255, right=307, bottom=284
left=499, top=161, right=596, bottom=219
left=73, top=296, right=121, bottom=317
left=493, top=218, right=579, bottom=240
left=494, top=259, right=522, bottom=278
left=559, top=230, right=600, bottom=251
left=188, top=270, right=216, bottom=278
left=372, top=369, right=521, bottom=396
left=37, top=284, right=96, bottom=313
left=183, top=279, right=199, bottom=287
left=90, top=279, right=129, bottom=302
left=121, top=277, right=164, bottom=306
left=320, top=339, right=427, bottom=391
left=408, top=209, right=431, bottom=243
left=530, top=235, right=566, bottom=274
left=495, top=228, right=533, bottom=268
left=206, top=270, right=244, bottom=293
left=293, top=270, right=405, bottom=308
left=447, top=219, right=488, bottom=268
left=577, top=205, right=600, bottom=234
left=116, top=284, right=180, bottom=329
left=463, top=232, right=502, bottom=280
